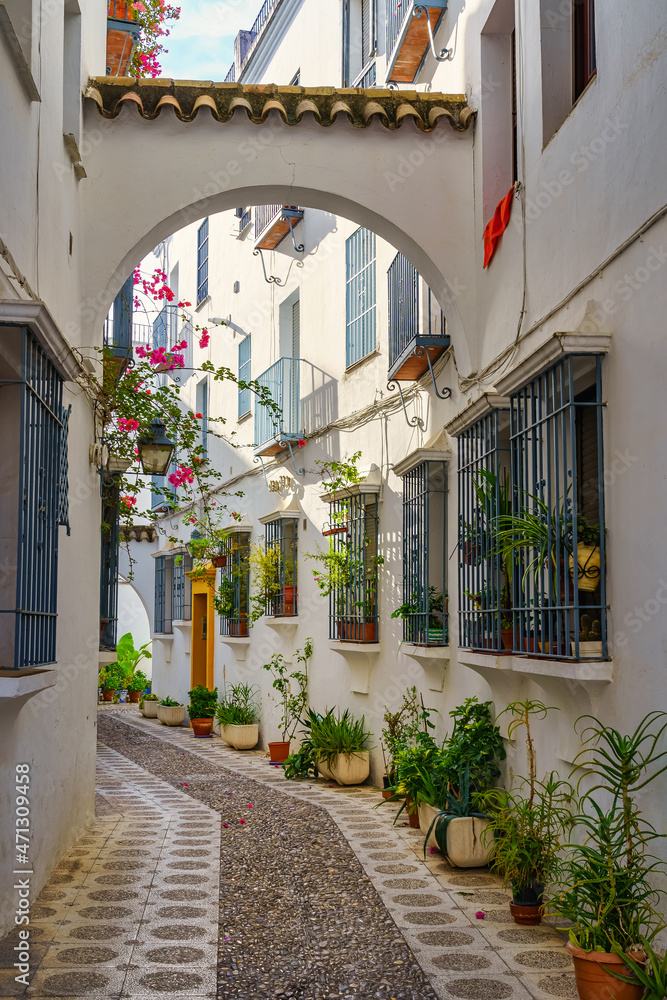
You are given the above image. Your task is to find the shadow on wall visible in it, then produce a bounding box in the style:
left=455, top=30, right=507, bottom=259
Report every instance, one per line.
left=301, top=362, right=338, bottom=435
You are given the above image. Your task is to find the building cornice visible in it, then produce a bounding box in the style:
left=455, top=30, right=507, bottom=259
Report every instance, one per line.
left=494, top=331, right=611, bottom=397
left=445, top=393, right=511, bottom=438
left=0, top=300, right=83, bottom=381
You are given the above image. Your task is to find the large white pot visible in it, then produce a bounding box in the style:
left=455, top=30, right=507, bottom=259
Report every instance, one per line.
left=418, top=802, right=441, bottom=849
left=141, top=701, right=159, bottom=718
left=156, top=705, right=186, bottom=726
left=225, top=724, right=258, bottom=750
left=446, top=816, right=493, bottom=868
left=317, top=751, right=370, bottom=786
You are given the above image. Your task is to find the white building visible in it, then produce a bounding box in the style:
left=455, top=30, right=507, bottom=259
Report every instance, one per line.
left=121, top=0, right=667, bottom=831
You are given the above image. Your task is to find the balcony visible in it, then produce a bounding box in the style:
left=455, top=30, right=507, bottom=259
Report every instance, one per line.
left=106, top=0, right=141, bottom=76
left=254, top=357, right=303, bottom=458
left=387, top=253, right=449, bottom=382
left=254, top=205, right=303, bottom=252
left=386, top=1, right=448, bottom=84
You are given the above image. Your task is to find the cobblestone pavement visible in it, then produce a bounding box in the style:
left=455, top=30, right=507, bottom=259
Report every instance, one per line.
left=0, top=706, right=576, bottom=1000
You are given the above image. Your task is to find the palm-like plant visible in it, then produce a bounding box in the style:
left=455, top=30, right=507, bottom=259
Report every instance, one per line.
left=308, top=708, right=373, bottom=768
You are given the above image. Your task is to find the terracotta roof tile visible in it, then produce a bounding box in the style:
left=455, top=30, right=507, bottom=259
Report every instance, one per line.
left=84, top=78, right=475, bottom=132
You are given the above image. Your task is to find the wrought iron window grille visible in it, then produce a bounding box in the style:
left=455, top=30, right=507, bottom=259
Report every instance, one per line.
left=346, top=228, right=377, bottom=369
left=264, top=518, right=298, bottom=617
left=0, top=329, right=68, bottom=667
left=457, top=354, right=607, bottom=661
left=400, top=461, right=448, bottom=646
left=325, top=493, right=380, bottom=643
left=154, top=555, right=173, bottom=634
left=172, top=554, right=193, bottom=622
left=100, top=473, right=121, bottom=651
left=218, top=532, right=250, bottom=636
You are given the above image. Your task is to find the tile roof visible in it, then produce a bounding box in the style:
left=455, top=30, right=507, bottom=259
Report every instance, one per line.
left=85, top=78, right=475, bottom=132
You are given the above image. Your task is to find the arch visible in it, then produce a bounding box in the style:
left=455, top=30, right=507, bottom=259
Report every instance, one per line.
left=82, top=89, right=478, bottom=374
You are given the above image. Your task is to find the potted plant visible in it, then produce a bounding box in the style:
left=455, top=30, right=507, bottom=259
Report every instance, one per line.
left=379, top=686, right=427, bottom=798
left=476, top=700, right=573, bottom=925
left=126, top=669, right=150, bottom=703
left=607, top=940, right=667, bottom=1000
left=215, top=683, right=260, bottom=749
left=309, top=708, right=373, bottom=786
left=549, top=711, right=667, bottom=1000
left=572, top=613, right=603, bottom=657
left=116, top=632, right=152, bottom=701
left=416, top=697, right=505, bottom=865
left=569, top=515, right=601, bottom=593
left=262, top=640, right=312, bottom=762
left=249, top=543, right=281, bottom=623
left=139, top=692, right=159, bottom=717
left=98, top=661, right=125, bottom=702
left=156, top=696, right=186, bottom=726
left=188, top=527, right=232, bottom=568
left=188, top=684, right=218, bottom=737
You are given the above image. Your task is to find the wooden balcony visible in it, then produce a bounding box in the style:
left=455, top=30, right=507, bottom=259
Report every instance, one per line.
left=254, top=206, right=303, bottom=251
left=387, top=1, right=448, bottom=84
left=388, top=336, right=449, bottom=382
left=106, top=1, right=140, bottom=76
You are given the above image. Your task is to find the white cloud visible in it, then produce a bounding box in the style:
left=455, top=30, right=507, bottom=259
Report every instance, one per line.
left=159, top=0, right=262, bottom=79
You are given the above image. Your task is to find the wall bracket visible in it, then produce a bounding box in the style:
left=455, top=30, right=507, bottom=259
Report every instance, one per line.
left=386, top=379, right=425, bottom=430
left=413, top=5, right=452, bottom=62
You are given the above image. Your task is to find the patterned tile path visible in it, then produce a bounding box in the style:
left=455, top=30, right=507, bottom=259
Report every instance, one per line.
left=0, top=705, right=576, bottom=1000
left=97, top=707, right=576, bottom=1000
left=0, top=742, right=220, bottom=1000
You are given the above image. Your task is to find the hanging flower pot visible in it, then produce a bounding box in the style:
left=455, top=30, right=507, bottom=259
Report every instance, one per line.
left=211, top=554, right=227, bottom=568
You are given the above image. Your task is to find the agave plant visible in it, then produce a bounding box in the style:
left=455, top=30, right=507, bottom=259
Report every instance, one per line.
left=308, top=708, right=373, bottom=769
left=423, top=765, right=487, bottom=856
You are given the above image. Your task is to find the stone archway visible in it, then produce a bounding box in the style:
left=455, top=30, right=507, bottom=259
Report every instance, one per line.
left=82, top=81, right=477, bottom=374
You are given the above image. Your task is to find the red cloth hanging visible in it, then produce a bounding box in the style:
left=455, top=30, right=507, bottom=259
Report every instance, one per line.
left=483, top=185, right=515, bottom=268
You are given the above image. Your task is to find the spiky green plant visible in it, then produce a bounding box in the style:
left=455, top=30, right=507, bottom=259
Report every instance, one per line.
left=308, top=708, right=373, bottom=768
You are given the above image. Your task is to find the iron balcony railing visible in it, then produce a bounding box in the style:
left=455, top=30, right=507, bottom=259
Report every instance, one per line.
left=386, top=0, right=409, bottom=62
left=255, top=357, right=302, bottom=451
left=249, top=0, right=276, bottom=44
left=353, top=61, right=377, bottom=87
left=224, top=62, right=236, bottom=83
left=172, top=554, right=192, bottom=621
left=388, top=252, right=419, bottom=368
left=238, top=207, right=252, bottom=233
left=253, top=204, right=282, bottom=241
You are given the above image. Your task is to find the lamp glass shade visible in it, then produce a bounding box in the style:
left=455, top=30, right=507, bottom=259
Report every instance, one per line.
left=138, top=419, right=176, bottom=476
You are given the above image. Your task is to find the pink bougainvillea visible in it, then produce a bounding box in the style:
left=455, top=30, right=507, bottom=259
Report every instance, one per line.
left=168, top=464, right=195, bottom=488
left=118, top=417, right=140, bottom=432
left=199, top=328, right=210, bottom=349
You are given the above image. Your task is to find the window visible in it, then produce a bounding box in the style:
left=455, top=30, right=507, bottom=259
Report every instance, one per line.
left=196, top=217, right=209, bottom=305
left=400, top=461, right=447, bottom=646
left=457, top=354, right=607, bottom=660
left=218, top=532, right=250, bottom=636
left=172, top=554, right=192, bottom=622
left=289, top=69, right=300, bottom=85
left=343, top=0, right=376, bottom=86
left=238, top=335, right=251, bottom=418
left=0, top=328, right=69, bottom=667
left=264, top=518, right=298, bottom=617
left=325, top=492, right=380, bottom=642
left=196, top=377, right=208, bottom=457
left=573, top=0, right=596, bottom=99
left=100, top=476, right=121, bottom=650
left=387, top=252, right=418, bottom=369
left=480, top=0, right=517, bottom=219
left=346, top=228, right=376, bottom=368
left=154, top=556, right=172, bottom=634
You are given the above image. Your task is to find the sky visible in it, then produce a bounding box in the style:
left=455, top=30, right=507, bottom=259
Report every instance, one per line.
left=159, top=0, right=262, bottom=80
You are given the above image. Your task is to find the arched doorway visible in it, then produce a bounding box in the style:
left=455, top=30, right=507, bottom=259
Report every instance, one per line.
left=82, top=82, right=477, bottom=374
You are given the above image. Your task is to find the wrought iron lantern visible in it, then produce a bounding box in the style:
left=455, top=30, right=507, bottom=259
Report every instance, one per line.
left=137, top=419, right=175, bottom=476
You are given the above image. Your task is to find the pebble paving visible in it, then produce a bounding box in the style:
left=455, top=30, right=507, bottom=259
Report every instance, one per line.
left=0, top=705, right=575, bottom=1000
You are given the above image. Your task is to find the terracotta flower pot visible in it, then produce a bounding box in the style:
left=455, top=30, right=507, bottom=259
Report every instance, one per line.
left=229, top=615, right=249, bottom=637
left=128, top=690, right=141, bottom=703
left=509, top=902, right=542, bottom=925
left=268, top=740, right=290, bottom=763
left=277, top=586, right=297, bottom=616
left=211, top=554, right=227, bottom=568
left=191, top=717, right=213, bottom=738
left=405, top=795, right=421, bottom=828
left=566, top=941, right=645, bottom=1000
left=501, top=627, right=514, bottom=650
left=101, top=690, right=114, bottom=702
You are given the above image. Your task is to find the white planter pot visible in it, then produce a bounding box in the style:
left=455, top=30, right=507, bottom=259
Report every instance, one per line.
left=317, top=751, right=370, bottom=786
left=571, top=640, right=603, bottom=657
left=141, top=701, right=159, bottom=718
left=418, top=802, right=441, bottom=849
left=225, top=724, right=258, bottom=750
left=446, top=816, right=493, bottom=868
left=156, top=705, right=186, bottom=726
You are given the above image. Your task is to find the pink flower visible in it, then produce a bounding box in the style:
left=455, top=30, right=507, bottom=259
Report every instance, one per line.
left=247, top=803, right=253, bottom=809
left=195, top=412, right=203, bottom=419
left=475, top=911, right=485, bottom=920
left=121, top=495, right=137, bottom=508
left=131, top=1, right=146, bottom=11
left=239, top=818, right=246, bottom=825
left=298, top=438, right=306, bottom=448
left=183, top=782, right=188, bottom=787
left=222, top=822, right=229, bottom=828
left=199, top=330, right=210, bottom=349
left=118, top=417, right=140, bottom=432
